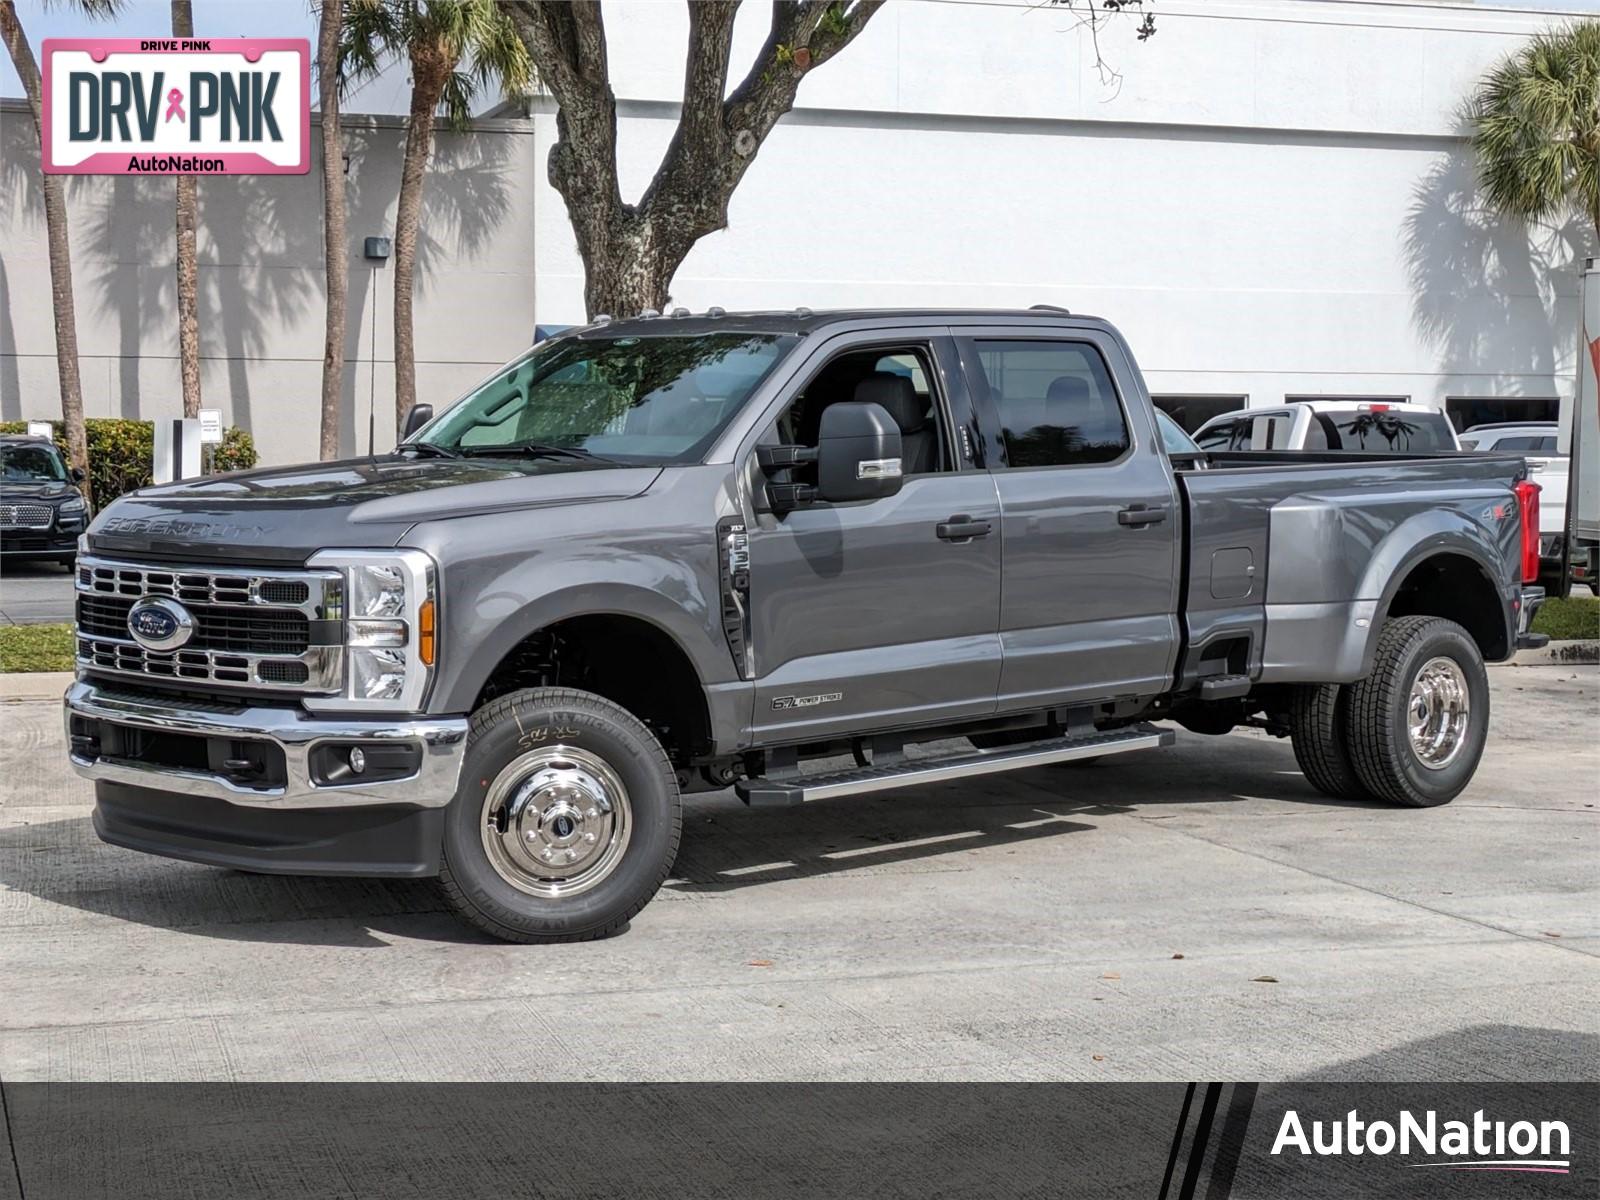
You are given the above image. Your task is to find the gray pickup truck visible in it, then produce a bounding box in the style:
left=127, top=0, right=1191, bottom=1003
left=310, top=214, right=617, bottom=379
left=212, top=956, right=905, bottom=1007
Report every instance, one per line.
left=64, top=309, right=1548, bottom=942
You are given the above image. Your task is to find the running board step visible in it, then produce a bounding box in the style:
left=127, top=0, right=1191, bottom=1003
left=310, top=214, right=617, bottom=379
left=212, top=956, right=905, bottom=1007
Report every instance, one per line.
left=736, top=723, right=1174, bottom=807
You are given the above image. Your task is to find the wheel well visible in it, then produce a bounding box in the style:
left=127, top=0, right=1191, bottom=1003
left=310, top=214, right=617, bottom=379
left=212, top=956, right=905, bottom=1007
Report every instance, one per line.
left=1384, top=553, right=1507, bottom=660
left=474, top=615, right=712, bottom=766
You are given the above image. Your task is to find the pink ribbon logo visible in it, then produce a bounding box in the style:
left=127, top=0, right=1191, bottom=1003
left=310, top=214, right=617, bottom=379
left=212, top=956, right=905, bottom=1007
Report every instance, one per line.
left=164, top=88, right=185, bottom=123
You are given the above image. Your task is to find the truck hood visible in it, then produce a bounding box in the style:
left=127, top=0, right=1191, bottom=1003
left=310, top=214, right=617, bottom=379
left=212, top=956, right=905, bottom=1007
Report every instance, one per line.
left=0, top=479, right=79, bottom=501
left=86, top=455, right=663, bottom=564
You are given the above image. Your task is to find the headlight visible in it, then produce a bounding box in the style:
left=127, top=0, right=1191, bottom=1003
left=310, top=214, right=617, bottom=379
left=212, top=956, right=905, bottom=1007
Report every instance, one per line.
left=305, top=549, right=437, bottom=712
left=59, top=496, right=86, bottom=516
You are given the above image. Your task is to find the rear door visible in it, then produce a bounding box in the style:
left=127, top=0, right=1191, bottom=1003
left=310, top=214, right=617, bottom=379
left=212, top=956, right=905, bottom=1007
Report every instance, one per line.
left=955, top=327, right=1182, bottom=710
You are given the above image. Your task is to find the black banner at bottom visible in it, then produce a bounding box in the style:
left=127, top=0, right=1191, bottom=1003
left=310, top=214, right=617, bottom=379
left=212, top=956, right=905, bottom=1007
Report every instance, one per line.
left=1, top=1083, right=1593, bottom=1198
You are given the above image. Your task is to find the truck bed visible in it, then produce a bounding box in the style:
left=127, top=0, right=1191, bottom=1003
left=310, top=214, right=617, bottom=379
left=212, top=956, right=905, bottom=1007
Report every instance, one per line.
left=1173, top=450, right=1530, bottom=686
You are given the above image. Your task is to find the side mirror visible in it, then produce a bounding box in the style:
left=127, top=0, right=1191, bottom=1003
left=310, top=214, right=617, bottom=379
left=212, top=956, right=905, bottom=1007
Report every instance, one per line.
left=70, top=467, right=86, bottom=483
left=815, top=401, right=903, bottom=504
left=400, top=403, right=434, bottom=442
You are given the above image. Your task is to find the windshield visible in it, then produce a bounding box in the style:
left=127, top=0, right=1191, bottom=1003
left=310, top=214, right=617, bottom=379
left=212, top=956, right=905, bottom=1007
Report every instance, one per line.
left=413, top=332, right=797, bottom=464
left=2, top=443, right=68, bottom=483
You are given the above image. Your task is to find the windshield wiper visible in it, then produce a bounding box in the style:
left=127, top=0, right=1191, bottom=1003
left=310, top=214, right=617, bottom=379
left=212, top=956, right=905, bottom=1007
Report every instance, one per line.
left=399, top=441, right=461, bottom=460
left=459, top=442, right=622, bottom=466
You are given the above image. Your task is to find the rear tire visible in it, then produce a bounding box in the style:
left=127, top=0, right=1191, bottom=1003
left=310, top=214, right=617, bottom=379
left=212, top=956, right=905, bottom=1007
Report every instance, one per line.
left=437, top=687, right=681, bottom=943
left=1343, top=616, right=1489, bottom=808
left=1288, top=683, right=1371, bottom=800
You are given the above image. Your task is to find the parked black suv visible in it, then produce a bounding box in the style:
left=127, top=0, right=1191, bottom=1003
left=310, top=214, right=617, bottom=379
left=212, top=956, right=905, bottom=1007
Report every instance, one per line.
left=1, top=435, right=87, bottom=568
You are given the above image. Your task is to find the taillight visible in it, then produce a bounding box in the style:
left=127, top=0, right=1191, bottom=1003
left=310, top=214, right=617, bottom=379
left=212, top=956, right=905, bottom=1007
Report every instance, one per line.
left=1513, top=479, right=1540, bottom=584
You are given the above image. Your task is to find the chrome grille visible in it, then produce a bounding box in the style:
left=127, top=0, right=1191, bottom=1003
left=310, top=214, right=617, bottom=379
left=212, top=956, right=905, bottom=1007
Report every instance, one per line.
left=74, top=554, right=342, bottom=694
left=77, top=594, right=310, bottom=654
left=0, top=503, right=52, bottom=530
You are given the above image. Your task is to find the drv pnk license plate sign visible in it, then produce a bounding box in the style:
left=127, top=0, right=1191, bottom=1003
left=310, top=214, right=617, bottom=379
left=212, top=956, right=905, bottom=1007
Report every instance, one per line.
left=41, top=38, right=310, bottom=175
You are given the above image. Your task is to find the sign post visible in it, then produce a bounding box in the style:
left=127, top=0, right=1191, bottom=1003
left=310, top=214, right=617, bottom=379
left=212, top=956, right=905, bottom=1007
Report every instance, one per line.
left=153, top=418, right=203, bottom=484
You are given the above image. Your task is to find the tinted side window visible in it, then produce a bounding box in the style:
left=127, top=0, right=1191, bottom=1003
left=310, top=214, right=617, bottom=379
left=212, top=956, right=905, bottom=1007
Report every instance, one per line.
left=1195, top=419, right=1244, bottom=451
left=1494, top=435, right=1558, bottom=452
left=974, top=341, right=1130, bottom=467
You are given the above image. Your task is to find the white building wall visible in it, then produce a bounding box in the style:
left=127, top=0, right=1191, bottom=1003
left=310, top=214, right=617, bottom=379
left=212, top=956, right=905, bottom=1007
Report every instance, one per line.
left=0, top=112, right=540, bottom=466
left=531, top=0, right=1590, bottom=419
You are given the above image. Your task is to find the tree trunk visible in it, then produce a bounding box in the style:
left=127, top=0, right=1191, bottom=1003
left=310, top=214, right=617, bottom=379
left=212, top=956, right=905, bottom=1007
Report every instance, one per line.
left=317, top=1, right=347, bottom=460
left=0, top=1, right=90, bottom=504
left=172, top=0, right=202, bottom=419
left=392, top=59, right=449, bottom=436
left=582, top=219, right=677, bottom=320
left=511, top=1, right=884, bottom=323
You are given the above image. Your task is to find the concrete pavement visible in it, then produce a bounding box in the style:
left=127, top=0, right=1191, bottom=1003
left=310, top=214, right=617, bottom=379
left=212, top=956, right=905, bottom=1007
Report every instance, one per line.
left=0, top=667, right=1594, bottom=1083
left=0, top=561, right=75, bottom=625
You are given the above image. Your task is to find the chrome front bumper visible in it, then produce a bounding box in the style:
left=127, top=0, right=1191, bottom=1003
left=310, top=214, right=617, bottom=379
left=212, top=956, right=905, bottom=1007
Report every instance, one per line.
left=64, top=681, right=468, bottom=809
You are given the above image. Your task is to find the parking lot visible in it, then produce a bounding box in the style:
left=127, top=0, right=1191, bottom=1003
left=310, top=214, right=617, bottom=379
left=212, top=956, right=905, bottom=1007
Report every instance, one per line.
left=0, top=562, right=74, bottom=625
left=0, top=665, right=1594, bottom=1083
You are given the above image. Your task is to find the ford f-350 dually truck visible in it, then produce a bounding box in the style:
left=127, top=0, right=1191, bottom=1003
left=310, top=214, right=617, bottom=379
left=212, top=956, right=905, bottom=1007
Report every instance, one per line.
left=64, top=309, right=1548, bottom=942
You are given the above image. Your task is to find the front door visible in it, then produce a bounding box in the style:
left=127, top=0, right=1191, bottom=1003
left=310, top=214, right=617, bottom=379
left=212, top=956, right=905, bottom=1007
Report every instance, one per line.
left=955, top=328, right=1182, bottom=710
left=743, top=333, right=1003, bottom=744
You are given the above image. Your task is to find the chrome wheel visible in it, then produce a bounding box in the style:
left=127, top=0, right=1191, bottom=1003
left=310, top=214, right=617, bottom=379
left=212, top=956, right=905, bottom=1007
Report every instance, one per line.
left=480, top=745, right=632, bottom=898
left=1407, top=656, right=1470, bottom=770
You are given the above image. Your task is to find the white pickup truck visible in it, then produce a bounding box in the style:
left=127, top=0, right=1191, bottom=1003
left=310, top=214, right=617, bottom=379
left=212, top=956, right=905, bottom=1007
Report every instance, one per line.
left=1194, top=400, right=1460, bottom=455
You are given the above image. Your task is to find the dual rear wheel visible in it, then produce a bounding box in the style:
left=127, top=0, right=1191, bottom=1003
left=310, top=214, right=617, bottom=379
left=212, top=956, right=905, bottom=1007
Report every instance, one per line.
left=1289, top=615, right=1489, bottom=807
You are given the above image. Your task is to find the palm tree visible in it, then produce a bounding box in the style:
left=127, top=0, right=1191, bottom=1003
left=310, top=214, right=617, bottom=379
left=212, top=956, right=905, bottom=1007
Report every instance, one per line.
left=341, top=0, right=531, bottom=434
left=171, top=0, right=202, bottom=418
left=0, top=0, right=117, bottom=502
left=317, top=0, right=347, bottom=460
left=1469, top=20, right=1600, bottom=245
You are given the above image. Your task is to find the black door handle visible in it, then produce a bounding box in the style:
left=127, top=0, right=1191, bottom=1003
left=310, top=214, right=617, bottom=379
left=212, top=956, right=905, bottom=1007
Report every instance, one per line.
left=936, top=515, right=993, bottom=541
left=1117, top=505, right=1168, bottom=527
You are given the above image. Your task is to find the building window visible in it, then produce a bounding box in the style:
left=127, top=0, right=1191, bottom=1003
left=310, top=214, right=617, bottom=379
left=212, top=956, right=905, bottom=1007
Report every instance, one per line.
left=1445, top=396, right=1560, bottom=432
left=1152, top=395, right=1247, bottom=433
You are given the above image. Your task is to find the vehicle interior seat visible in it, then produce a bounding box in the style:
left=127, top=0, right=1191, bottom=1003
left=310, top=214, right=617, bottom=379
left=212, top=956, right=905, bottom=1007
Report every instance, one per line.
left=1045, top=374, right=1123, bottom=450
left=854, top=373, right=936, bottom=474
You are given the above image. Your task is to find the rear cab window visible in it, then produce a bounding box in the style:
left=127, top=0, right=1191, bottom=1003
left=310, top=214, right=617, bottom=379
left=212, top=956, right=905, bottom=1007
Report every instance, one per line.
left=1314, top=410, right=1456, bottom=453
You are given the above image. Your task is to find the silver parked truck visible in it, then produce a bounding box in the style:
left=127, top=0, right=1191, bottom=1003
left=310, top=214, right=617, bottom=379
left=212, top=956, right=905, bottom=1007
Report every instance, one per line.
left=65, top=309, right=1548, bottom=942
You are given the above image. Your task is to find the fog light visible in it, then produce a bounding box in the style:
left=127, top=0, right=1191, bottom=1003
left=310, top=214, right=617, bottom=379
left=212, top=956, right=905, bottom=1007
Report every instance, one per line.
left=348, top=746, right=366, bottom=775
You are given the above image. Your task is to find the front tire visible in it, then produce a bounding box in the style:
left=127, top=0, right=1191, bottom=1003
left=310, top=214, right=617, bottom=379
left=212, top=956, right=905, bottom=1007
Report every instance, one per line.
left=437, top=687, right=682, bottom=943
left=1343, top=616, right=1489, bottom=808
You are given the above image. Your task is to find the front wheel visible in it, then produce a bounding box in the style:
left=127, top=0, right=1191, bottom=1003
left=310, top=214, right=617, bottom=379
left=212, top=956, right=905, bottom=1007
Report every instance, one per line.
left=437, top=687, right=682, bottom=943
left=1343, top=616, right=1489, bottom=807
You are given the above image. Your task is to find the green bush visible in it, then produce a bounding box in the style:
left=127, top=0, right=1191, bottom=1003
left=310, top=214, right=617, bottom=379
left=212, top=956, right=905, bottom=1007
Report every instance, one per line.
left=1531, top=595, right=1599, bottom=641
left=0, top=418, right=257, bottom=510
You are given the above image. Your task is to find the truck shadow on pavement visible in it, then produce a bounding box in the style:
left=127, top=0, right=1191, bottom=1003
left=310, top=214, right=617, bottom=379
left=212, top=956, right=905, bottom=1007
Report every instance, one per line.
left=0, top=733, right=1357, bottom=945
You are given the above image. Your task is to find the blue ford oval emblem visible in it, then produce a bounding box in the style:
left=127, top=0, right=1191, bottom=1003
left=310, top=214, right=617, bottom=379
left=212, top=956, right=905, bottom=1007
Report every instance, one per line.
left=127, top=597, right=195, bottom=652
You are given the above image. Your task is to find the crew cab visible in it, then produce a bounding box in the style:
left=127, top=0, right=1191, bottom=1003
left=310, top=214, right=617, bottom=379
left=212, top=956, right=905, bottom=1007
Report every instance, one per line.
left=64, top=309, right=1546, bottom=942
left=1195, top=400, right=1461, bottom=454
